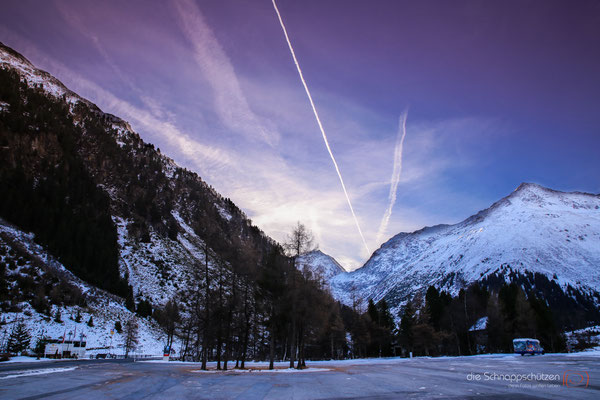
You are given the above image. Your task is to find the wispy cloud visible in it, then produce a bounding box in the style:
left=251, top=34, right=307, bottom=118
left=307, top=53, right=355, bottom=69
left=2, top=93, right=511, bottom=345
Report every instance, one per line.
left=54, top=0, right=177, bottom=124
left=0, top=11, right=502, bottom=272
left=376, top=110, right=408, bottom=244
left=172, top=0, right=279, bottom=146
left=55, top=1, right=133, bottom=89
left=0, top=27, right=368, bottom=267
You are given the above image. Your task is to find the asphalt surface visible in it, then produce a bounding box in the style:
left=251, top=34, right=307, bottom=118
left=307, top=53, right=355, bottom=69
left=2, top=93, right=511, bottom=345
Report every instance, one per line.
left=0, top=354, right=598, bottom=399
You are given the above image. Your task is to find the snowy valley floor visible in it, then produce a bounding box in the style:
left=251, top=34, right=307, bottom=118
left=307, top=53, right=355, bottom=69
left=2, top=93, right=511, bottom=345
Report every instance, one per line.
left=1, top=352, right=599, bottom=399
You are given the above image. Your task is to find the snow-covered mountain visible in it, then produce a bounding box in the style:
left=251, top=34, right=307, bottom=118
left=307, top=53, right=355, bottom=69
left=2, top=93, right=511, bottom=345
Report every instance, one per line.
left=0, top=42, right=279, bottom=352
left=330, top=183, right=600, bottom=314
left=296, top=250, right=346, bottom=283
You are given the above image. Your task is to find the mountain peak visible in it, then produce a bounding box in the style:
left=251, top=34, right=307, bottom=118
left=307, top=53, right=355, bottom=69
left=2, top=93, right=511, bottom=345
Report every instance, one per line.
left=297, top=250, right=347, bottom=281
left=505, top=182, right=599, bottom=209
left=514, top=182, right=545, bottom=192
left=511, top=182, right=560, bottom=197
left=504, top=182, right=554, bottom=205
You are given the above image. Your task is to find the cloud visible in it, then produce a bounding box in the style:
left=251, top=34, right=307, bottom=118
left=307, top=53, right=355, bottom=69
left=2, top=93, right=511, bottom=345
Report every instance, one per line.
left=0, top=13, right=503, bottom=272
left=376, top=110, right=408, bottom=244
left=54, top=0, right=176, bottom=122
left=55, top=1, right=132, bottom=88
left=172, top=0, right=279, bottom=146
left=1, top=27, right=368, bottom=268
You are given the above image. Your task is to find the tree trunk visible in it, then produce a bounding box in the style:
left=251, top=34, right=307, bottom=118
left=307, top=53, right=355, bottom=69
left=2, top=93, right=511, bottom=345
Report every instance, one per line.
left=201, top=247, right=211, bottom=370
left=241, top=283, right=251, bottom=369
left=289, top=258, right=297, bottom=368
left=269, top=306, right=275, bottom=370
left=289, top=320, right=296, bottom=368
left=330, top=335, right=334, bottom=360
left=223, top=273, right=236, bottom=371
left=216, top=272, right=223, bottom=370
left=296, top=323, right=304, bottom=369
left=252, top=297, right=258, bottom=360
left=182, top=321, right=191, bottom=360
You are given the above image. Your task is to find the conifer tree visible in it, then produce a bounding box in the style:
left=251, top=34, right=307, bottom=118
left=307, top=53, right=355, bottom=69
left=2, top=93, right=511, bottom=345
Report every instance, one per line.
left=7, top=322, right=31, bottom=355
left=398, top=301, right=416, bottom=355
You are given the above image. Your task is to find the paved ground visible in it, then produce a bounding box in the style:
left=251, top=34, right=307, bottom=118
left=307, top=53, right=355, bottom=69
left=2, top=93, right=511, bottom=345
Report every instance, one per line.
left=0, top=353, right=598, bottom=399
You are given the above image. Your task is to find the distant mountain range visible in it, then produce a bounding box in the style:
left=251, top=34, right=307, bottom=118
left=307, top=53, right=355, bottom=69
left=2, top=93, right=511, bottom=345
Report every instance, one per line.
left=328, top=183, right=600, bottom=321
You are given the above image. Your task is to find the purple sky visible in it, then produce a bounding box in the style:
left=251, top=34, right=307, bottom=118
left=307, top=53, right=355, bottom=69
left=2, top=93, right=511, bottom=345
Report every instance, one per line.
left=1, top=0, right=599, bottom=269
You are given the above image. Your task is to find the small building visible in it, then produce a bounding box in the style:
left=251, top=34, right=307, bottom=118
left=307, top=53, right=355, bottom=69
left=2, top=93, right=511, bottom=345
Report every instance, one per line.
left=44, top=339, right=87, bottom=359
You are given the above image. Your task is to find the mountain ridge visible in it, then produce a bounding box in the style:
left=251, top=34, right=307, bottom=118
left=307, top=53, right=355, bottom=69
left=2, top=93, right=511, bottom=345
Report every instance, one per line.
left=330, top=182, right=600, bottom=317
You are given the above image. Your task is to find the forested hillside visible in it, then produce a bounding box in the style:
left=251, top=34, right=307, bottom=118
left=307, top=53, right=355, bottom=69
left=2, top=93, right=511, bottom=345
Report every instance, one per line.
left=0, top=43, right=361, bottom=366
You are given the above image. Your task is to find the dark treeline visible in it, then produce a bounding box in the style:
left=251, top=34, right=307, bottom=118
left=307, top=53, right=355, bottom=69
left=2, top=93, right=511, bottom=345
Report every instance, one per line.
left=0, top=67, right=127, bottom=297
left=340, top=265, right=600, bottom=359
left=152, top=223, right=357, bottom=370
left=360, top=280, right=569, bottom=358
left=478, top=266, right=600, bottom=331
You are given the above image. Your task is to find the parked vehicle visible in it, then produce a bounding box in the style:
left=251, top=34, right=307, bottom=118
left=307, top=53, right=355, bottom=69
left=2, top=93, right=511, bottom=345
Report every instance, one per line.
left=513, top=338, right=545, bottom=355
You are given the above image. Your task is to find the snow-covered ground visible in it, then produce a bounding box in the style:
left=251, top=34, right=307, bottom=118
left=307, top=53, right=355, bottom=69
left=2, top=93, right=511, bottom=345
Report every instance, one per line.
left=0, top=367, right=78, bottom=380
left=5, top=349, right=599, bottom=368
left=0, top=356, right=86, bottom=364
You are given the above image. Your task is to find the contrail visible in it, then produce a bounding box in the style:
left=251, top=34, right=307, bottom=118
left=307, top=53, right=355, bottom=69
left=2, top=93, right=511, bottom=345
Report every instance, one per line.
left=376, top=110, right=408, bottom=244
left=272, top=0, right=370, bottom=255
